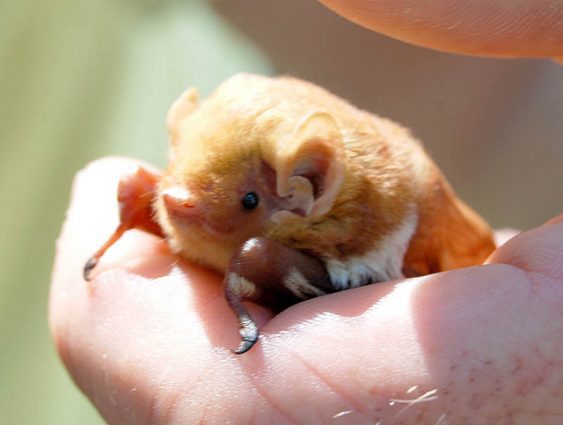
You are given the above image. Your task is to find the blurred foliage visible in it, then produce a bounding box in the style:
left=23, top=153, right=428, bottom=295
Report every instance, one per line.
left=0, top=0, right=272, bottom=423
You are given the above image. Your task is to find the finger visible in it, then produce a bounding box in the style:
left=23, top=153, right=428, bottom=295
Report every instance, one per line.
left=318, top=0, right=563, bottom=60
left=49, top=158, right=273, bottom=424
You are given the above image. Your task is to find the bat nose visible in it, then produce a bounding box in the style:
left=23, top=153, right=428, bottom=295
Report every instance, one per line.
left=161, top=186, right=197, bottom=217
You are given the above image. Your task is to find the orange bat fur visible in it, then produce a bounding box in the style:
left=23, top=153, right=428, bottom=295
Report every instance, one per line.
left=153, top=74, right=495, bottom=283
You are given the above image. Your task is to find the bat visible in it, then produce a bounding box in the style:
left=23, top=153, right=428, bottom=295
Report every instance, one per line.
left=84, top=74, right=496, bottom=353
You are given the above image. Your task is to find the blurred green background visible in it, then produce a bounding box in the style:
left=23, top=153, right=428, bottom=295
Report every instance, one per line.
left=1, top=0, right=561, bottom=423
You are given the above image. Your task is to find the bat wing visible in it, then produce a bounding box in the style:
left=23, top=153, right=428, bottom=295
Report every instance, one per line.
left=403, top=180, right=496, bottom=276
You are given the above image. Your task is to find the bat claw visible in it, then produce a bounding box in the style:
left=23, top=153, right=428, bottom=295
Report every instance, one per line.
left=83, top=257, right=98, bottom=281
left=233, top=338, right=257, bottom=355
left=233, top=315, right=259, bottom=354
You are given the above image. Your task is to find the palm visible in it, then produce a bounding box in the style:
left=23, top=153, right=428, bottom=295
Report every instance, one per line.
left=50, top=159, right=563, bottom=424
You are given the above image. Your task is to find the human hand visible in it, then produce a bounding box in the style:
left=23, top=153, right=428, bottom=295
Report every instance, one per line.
left=318, top=0, right=563, bottom=62
left=50, top=158, right=563, bottom=424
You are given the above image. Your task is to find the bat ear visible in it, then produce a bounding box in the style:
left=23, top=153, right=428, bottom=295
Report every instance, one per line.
left=166, top=87, right=199, bottom=143
left=274, top=111, right=345, bottom=221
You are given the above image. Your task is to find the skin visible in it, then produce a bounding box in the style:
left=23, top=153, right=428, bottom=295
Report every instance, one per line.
left=318, top=0, right=563, bottom=62
left=50, top=4, right=563, bottom=423
left=50, top=159, right=562, bottom=424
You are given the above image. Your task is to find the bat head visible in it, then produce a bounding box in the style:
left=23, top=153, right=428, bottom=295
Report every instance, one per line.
left=155, top=74, right=346, bottom=271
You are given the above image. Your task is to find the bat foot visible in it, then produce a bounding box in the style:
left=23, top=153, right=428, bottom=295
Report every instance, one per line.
left=233, top=315, right=259, bottom=354
left=83, top=257, right=98, bottom=281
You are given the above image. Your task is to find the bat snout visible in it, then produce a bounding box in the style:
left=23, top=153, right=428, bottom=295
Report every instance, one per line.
left=161, top=186, right=199, bottom=219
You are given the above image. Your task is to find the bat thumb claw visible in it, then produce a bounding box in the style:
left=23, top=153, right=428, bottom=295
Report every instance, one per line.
left=233, top=316, right=259, bottom=354
left=233, top=340, right=256, bottom=355
left=83, top=257, right=98, bottom=281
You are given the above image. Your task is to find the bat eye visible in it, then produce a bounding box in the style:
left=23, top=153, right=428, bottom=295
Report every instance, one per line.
left=241, top=192, right=259, bottom=210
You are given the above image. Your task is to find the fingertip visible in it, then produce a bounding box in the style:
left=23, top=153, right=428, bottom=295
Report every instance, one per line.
left=493, top=228, right=519, bottom=247
left=318, top=0, right=563, bottom=59
left=50, top=157, right=165, bottom=349
left=487, top=216, right=563, bottom=281
left=544, top=213, right=563, bottom=225
left=57, top=156, right=163, bottom=275
left=68, top=157, right=146, bottom=222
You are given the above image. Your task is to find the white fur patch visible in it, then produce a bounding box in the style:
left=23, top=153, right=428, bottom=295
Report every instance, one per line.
left=325, top=208, right=418, bottom=290
left=285, top=268, right=326, bottom=299
left=227, top=272, right=258, bottom=298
